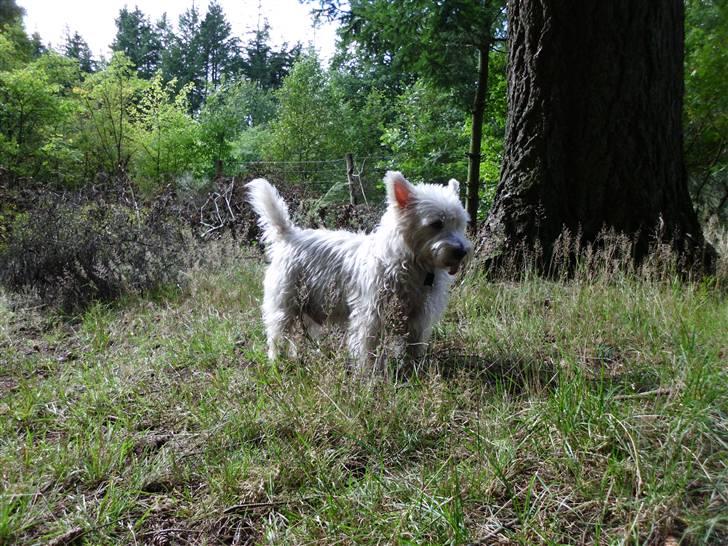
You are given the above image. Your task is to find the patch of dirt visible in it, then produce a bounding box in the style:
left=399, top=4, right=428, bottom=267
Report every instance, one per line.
left=136, top=497, right=262, bottom=546
left=0, top=376, right=18, bottom=396
left=133, top=432, right=173, bottom=456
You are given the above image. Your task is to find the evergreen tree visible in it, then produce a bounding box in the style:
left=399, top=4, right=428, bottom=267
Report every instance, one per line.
left=155, top=13, right=174, bottom=61
left=241, top=21, right=300, bottom=89
left=155, top=13, right=176, bottom=79
left=0, top=0, right=32, bottom=61
left=111, top=6, right=161, bottom=78
left=29, top=32, right=47, bottom=58
left=0, top=0, right=23, bottom=26
left=63, top=30, right=95, bottom=73
left=199, top=1, right=239, bottom=90
left=165, top=4, right=206, bottom=111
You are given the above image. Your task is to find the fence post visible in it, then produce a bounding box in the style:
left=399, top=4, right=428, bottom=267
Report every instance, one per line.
left=345, top=153, right=357, bottom=205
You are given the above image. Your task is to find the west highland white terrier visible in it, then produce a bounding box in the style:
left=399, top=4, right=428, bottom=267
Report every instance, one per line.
left=246, top=171, right=472, bottom=370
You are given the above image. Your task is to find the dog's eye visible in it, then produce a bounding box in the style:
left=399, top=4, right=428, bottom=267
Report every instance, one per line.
left=430, top=220, right=444, bottom=230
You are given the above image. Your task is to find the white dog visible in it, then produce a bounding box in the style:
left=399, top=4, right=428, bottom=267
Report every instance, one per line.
left=246, top=171, right=472, bottom=370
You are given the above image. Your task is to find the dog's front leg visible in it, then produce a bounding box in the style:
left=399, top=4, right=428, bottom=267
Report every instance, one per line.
left=406, top=313, right=432, bottom=360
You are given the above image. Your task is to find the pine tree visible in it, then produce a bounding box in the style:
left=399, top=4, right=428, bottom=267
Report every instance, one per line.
left=0, top=0, right=24, bottom=26
left=0, top=0, right=32, bottom=60
left=241, top=21, right=300, bottom=89
left=63, top=30, right=95, bottom=73
left=199, top=1, right=239, bottom=90
left=165, top=4, right=206, bottom=111
left=29, top=32, right=47, bottom=58
left=111, top=6, right=161, bottom=78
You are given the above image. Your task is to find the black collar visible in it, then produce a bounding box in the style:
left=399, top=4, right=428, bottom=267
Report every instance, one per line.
left=424, top=272, right=435, bottom=286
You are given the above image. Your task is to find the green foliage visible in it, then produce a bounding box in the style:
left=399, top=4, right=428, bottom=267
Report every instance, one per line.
left=330, top=72, right=390, bottom=159
left=0, top=21, right=30, bottom=64
left=267, top=54, right=348, bottom=166
left=129, top=73, right=206, bottom=194
left=310, top=0, right=508, bottom=218
left=74, top=53, right=145, bottom=176
left=478, top=47, right=508, bottom=211
left=0, top=0, right=724, bottom=230
left=0, top=0, right=24, bottom=26
left=330, top=0, right=503, bottom=104
left=28, top=31, right=45, bottom=58
left=0, top=31, right=22, bottom=71
left=230, top=124, right=272, bottom=164
left=0, top=57, right=69, bottom=179
left=685, top=0, right=728, bottom=221
left=162, top=5, right=205, bottom=111
left=200, top=79, right=276, bottom=176
left=0, top=49, right=86, bottom=185
left=161, top=3, right=242, bottom=113
left=32, top=52, right=82, bottom=91
left=199, top=1, right=240, bottom=89
left=382, top=80, right=468, bottom=183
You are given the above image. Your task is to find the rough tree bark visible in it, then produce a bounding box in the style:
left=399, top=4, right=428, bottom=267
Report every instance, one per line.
left=481, top=0, right=712, bottom=268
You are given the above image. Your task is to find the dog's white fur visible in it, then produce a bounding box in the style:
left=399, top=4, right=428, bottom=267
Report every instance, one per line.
left=247, top=171, right=472, bottom=369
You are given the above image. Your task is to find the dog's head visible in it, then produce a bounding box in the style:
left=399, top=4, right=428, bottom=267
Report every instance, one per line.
left=384, top=171, right=472, bottom=275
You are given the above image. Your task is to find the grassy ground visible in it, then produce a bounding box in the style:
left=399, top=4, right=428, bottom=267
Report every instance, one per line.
left=0, top=243, right=726, bottom=545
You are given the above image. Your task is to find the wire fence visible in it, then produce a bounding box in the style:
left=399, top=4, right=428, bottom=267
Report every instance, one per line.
left=237, top=155, right=395, bottom=204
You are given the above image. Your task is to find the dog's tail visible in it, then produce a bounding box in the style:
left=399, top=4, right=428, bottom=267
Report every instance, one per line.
left=246, top=178, right=294, bottom=243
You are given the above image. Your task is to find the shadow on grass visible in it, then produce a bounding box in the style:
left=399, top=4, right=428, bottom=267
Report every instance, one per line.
left=426, top=349, right=662, bottom=398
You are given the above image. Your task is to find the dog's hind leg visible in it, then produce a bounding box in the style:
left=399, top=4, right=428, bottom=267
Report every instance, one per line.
left=262, top=267, right=298, bottom=360
left=263, top=312, right=297, bottom=360
left=346, top=304, right=381, bottom=373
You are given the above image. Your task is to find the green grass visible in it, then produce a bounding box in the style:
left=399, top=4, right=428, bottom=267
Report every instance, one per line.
left=0, top=246, right=726, bottom=545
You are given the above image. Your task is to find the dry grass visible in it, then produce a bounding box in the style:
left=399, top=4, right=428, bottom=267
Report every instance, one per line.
left=0, top=239, right=726, bottom=545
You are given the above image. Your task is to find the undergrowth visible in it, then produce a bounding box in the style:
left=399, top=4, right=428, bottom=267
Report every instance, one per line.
left=0, top=240, right=726, bottom=545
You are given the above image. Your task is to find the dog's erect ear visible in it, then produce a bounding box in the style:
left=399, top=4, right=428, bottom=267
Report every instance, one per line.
left=385, top=171, right=415, bottom=209
left=448, top=178, right=460, bottom=195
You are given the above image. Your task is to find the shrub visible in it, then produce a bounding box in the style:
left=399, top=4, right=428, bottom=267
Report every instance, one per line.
left=381, top=80, right=469, bottom=185
left=0, top=194, right=190, bottom=311
left=129, top=74, right=208, bottom=194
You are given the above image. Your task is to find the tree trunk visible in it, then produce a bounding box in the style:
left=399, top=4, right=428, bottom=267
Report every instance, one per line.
left=482, top=0, right=712, bottom=269
left=466, top=42, right=491, bottom=231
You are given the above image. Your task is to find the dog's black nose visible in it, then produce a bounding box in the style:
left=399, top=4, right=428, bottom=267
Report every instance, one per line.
left=453, top=246, right=468, bottom=260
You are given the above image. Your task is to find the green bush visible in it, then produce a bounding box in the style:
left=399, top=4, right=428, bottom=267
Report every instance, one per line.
left=129, top=74, right=208, bottom=194
left=266, top=54, right=348, bottom=173
left=200, top=79, right=276, bottom=177
left=382, top=80, right=468, bottom=185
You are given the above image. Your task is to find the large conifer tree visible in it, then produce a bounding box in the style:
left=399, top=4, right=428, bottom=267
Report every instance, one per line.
left=63, top=30, right=95, bottom=73
left=199, top=1, right=239, bottom=90
left=111, top=7, right=161, bottom=78
left=240, top=21, right=300, bottom=90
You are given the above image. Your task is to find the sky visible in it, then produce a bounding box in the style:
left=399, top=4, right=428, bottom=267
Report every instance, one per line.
left=19, top=0, right=339, bottom=61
